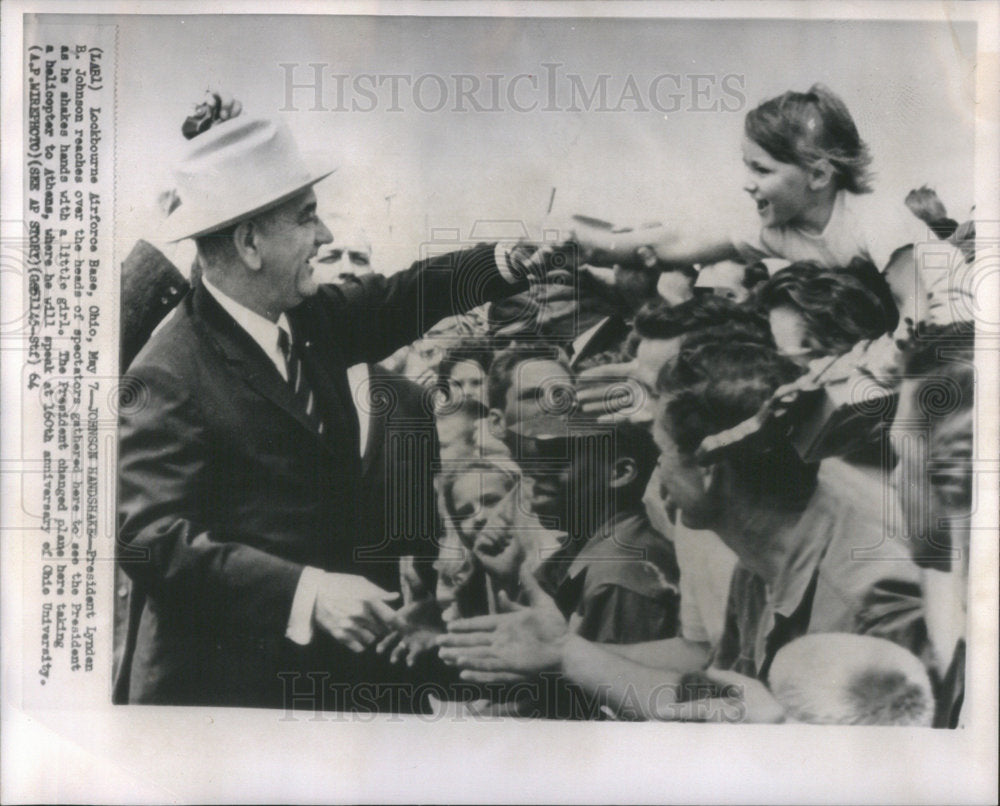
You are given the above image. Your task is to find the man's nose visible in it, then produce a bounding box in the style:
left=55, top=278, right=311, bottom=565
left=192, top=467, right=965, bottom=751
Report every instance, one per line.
left=315, top=217, right=334, bottom=246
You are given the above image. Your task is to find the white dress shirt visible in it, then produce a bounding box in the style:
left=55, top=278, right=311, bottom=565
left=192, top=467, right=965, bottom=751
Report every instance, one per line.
left=201, top=274, right=293, bottom=380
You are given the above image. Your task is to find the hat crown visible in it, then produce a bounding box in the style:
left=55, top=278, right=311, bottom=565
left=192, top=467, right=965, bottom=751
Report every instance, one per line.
left=163, top=116, right=332, bottom=241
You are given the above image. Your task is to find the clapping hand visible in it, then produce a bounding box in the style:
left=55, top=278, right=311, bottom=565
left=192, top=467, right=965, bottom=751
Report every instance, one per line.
left=437, top=568, right=569, bottom=683
left=313, top=573, right=400, bottom=653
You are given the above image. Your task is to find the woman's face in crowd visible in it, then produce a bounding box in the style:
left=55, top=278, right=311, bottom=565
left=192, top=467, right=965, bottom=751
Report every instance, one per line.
left=448, top=359, right=486, bottom=407
left=742, top=137, right=813, bottom=229
left=450, top=471, right=513, bottom=544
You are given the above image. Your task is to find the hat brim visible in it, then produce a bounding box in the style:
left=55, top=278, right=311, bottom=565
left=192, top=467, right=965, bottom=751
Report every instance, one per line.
left=160, top=167, right=336, bottom=243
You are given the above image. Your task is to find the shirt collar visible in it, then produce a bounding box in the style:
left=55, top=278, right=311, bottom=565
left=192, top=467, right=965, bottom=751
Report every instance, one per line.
left=201, top=273, right=292, bottom=352
left=571, top=316, right=610, bottom=361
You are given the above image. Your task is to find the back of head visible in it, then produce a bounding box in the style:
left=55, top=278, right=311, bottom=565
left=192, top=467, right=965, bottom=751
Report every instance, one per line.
left=657, top=324, right=817, bottom=505
left=900, top=321, right=975, bottom=411
left=635, top=295, right=771, bottom=344
left=745, top=83, right=873, bottom=194
left=757, top=259, right=896, bottom=355
left=607, top=420, right=660, bottom=506
left=768, top=633, right=934, bottom=726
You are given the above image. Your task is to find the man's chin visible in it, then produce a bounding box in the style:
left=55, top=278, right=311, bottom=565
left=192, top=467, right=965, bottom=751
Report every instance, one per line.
left=297, top=277, right=321, bottom=298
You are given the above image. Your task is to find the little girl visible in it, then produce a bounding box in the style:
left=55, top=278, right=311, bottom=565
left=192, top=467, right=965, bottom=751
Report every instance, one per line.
left=574, top=84, right=968, bottom=327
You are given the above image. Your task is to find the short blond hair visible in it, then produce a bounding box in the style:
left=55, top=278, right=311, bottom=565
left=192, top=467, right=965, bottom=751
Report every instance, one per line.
left=769, top=633, right=933, bottom=726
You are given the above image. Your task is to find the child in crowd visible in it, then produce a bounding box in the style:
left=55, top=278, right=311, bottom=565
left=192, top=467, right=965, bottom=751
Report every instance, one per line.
left=434, top=458, right=525, bottom=622
left=571, top=84, right=969, bottom=328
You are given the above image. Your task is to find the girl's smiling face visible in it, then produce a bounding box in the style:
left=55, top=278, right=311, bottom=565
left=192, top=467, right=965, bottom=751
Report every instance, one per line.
left=741, top=137, right=814, bottom=229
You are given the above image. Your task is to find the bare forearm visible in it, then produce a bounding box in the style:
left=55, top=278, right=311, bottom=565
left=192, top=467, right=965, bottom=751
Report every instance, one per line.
left=602, top=637, right=710, bottom=672
left=559, top=634, right=685, bottom=718
left=580, top=225, right=737, bottom=268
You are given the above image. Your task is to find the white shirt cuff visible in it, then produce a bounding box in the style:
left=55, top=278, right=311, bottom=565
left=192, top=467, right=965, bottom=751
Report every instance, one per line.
left=285, top=566, right=324, bottom=645
left=495, top=242, right=518, bottom=283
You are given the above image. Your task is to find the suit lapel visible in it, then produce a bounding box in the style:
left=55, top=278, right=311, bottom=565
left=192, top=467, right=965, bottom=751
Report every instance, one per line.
left=193, top=283, right=337, bottom=451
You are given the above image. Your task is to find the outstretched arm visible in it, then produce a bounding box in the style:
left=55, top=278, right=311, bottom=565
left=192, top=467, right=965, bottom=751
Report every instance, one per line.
left=571, top=219, right=738, bottom=269
left=438, top=569, right=714, bottom=718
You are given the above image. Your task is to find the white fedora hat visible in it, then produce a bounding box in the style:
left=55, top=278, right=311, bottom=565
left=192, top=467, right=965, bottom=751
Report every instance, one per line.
left=162, top=116, right=335, bottom=242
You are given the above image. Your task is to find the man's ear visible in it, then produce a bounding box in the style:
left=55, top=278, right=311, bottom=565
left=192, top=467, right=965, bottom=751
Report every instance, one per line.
left=609, top=457, right=638, bottom=490
left=233, top=219, right=264, bottom=271
left=807, top=159, right=835, bottom=192
left=487, top=408, right=506, bottom=441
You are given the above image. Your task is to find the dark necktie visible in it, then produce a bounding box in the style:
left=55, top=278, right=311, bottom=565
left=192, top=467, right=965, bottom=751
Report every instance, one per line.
left=277, top=327, right=325, bottom=435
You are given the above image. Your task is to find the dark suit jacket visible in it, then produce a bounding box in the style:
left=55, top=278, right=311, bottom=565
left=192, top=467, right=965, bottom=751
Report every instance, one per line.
left=116, top=243, right=514, bottom=707
left=351, top=363, right=440, bottom=594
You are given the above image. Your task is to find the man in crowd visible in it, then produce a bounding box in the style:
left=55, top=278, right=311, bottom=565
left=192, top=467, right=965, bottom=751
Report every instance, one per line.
left=890, top=321, right=974, bottom=727
left=115, top=105, right=558, bottom=708
left=511, top=415, right=681, bottom=645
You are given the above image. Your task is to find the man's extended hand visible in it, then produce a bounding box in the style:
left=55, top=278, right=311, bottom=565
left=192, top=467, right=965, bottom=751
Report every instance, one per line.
left=508, top=240, right=580, bottom=284
left=437, top=568, right=569, bottom=682
left=313, top=573, right=400, bottom=653
left=374, top=598, right=444, bottom=667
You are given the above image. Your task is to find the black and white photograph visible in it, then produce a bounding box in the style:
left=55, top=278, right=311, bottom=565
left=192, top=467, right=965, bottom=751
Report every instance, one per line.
left=2, top=2, right=998, bottom=803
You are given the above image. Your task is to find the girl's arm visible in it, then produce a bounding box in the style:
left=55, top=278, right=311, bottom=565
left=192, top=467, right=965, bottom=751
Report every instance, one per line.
left=571, top=220, right=739, bottom=268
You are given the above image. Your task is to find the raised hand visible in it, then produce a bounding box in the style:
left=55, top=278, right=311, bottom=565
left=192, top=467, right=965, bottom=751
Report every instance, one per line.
left=575, top=361, right=653, bottom=423
left=473, top=529, right=524, bottom=592
left=182, top=89, right=244, bottom=139
left=375, top=598, right=444, bottom=667
left=313, top=572, right=400, bottom=653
